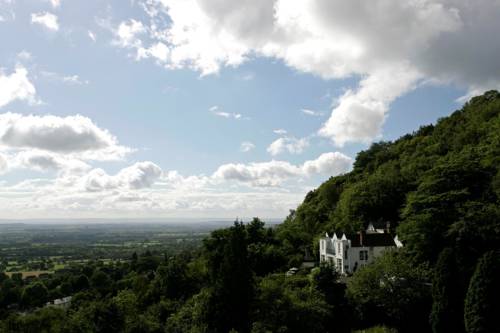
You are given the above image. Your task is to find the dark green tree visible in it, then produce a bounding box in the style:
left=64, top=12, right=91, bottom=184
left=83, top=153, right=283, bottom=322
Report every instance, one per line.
left=204, top=221, right=254, bottom=333
left=21, top=282, right=49, bottom=308
left=464, top=251, right=500, bottom=333
left=90, top=270, right=112, bottom=296
left=72, top=274, right=90, bottom=292
left=430, top=248, right=464, bottom=333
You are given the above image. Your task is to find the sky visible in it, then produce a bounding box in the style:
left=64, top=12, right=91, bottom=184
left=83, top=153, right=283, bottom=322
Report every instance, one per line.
left=0, top=0, right=499, bottom=220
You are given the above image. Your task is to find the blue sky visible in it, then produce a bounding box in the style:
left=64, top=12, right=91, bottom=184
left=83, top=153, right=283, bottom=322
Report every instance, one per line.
left=0, top=0, right=498, bottom=219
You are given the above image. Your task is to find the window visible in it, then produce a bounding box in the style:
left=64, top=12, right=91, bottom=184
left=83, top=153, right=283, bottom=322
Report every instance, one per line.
left=344, top=249, right=348, bottom=259
left=337, top=258, right=342, bottom=269
left=321, top=255, right=325, bottom=262
left=359, top=250, right=369, bottom=261
left=337, top=243, right=341, bottom=254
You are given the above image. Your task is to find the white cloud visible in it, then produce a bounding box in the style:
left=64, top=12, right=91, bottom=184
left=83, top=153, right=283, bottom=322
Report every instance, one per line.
left=62, top=75, right=89, bottom=85
left=0, top=150, right=352, bottom=217
left=0, top=67, right=37, bottom=108
left=31, top=12, right=59, bottom=31
left=240, top=141, right=255, bottom=152
left=113, top=0, right=500, bottom=146
left=84, top=162, right=162, bottom=191
left=267, top=136, right=309, bottom=156
left=273, top=129, right=287, bottom=135
left=41, top=71, right=89, bottom=85
left=17, top=51, right=32, bottom=61
left=115, top=19, right=145, bottom=48
left=301, top=108, right=323, bottom=117
left=0, top=113, right=130, bottom=160
left=213, top=151, right=352, bottom=187
left=213, top=160, right=301, bottom=187
left=302, top=152, right=353, bottom=176
left=88, top=30, right=96, bottom=42
left=138, top=42, right=170, bottom=63
left=319, top=65, right=420, bottom=146
left=49, top=0, right=61, bottom=8
left=209, top=105, right=242, bottom=119
left=13, top=150, right=90, bottom=174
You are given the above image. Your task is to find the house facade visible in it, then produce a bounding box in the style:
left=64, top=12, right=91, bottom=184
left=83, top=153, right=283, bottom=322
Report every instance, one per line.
left=319, top=223, right=403, bottom=275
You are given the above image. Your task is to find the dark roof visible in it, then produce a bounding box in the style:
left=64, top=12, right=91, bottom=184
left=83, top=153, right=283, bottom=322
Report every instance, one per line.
left=350, top=232, right=396, bottom=247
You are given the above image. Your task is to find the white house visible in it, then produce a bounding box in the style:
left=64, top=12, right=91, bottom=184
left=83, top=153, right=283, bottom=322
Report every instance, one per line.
left=319, top=223, right=403, bottom=275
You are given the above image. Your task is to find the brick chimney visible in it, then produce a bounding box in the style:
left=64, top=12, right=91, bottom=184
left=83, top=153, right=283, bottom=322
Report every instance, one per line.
left=359, top=229, right=365, bottom=246
left=385, top=221, right=391, bottom=234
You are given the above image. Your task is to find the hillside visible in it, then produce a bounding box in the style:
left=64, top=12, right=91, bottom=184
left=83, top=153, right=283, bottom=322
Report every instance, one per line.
left=279, top=90, right=500, bottom=265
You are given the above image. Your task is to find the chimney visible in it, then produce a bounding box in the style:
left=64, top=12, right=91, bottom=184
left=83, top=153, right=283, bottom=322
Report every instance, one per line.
left=359, top=229, right=365, bottom=247
left=385, top=221, right=391, bottom=234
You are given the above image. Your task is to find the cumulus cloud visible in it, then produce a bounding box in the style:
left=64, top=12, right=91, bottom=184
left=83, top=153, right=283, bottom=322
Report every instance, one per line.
left=302, top=152, right=353, bottom=176
left=31, top=12, right=59, bottom=31
left=213, top=160, right=301, bottom=187
left=0, top=67, right=37, bottom=108
left=0, top=150, right=352, bottom=217
left=84, top=162, right=162, bottom=191
left=13, top=150, right=90, bottom=174
left=267, top=137, right=309, bottom=156
left=0, top=113, right=130, bottom=159
left=319, top=65, right=420, bottom=146
left=114, top=0, right=500, bottom=146
left=213, top=151, right=352, bottom=187
left=240, top=141, right=255, bottom=152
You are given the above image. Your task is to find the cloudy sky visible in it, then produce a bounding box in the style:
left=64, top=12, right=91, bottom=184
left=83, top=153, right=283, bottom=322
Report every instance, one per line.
left=1, top=0, right=499, bottom=219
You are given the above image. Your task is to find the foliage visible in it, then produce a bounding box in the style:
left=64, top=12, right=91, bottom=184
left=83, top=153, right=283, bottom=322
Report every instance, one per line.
left=464, top=250, right=500, bottom=333
left=430, top=248, right=465, bottom=333
left=347, top=251, right=431, bottom=331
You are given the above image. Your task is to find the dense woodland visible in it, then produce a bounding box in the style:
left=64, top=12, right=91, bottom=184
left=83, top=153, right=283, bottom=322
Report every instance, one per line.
left=1, top=91, right=500, bottom=332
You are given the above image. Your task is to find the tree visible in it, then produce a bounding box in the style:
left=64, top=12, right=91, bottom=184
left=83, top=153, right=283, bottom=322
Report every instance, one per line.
left=72, top=274, right=90, bottom=292
left=252, top=274, right=330, bottom=333
left=21, top=282, right=49, bottom=308
left=347, top=251, right=431, bottom=331
left=464, top=251, right=500, bottom=333
left=310, top=264, right=351, bottom=332
left=203, top=221, right=254, bottom=333
left=430, top=248, right=465, bottom=333
left=151, top=257, right=192, bottom=300
left=0, top=278, right=21, bottom=308
left=90, top=270, right=112, bottom=296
